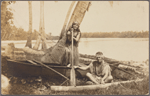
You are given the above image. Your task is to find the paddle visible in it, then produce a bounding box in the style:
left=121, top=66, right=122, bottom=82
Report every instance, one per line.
left=70, top=29, right=76, bottom=86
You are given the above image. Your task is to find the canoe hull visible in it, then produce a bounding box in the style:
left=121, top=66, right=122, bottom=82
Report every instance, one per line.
left=7, top=59, right=69, bottom=78
left=6, top=58, right=119, bottom=79
left=6, top=59, right=89, bottom=79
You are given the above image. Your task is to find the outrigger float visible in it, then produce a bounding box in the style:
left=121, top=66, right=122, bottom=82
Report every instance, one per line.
left=2, top=1, right=147, bottom=91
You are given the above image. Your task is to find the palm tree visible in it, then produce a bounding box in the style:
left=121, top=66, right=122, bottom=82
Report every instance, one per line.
left=25, top=1, right=32, bottom=48
left=40, top=1, right=47, bottom=50
left=33, top=1, right=47, bottom=50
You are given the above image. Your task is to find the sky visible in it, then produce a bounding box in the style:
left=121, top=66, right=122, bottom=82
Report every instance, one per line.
left=9, top=1, right=149, bottom=36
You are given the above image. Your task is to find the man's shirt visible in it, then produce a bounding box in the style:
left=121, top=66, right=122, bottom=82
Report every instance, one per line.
left=89, top=60, right=112, bottom=77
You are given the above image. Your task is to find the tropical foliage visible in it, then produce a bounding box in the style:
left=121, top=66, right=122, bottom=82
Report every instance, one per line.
left=1, top=1, right=15, bottom=40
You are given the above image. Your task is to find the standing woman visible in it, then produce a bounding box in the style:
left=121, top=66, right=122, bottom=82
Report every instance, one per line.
left=66, top=21, right=81, bottom=66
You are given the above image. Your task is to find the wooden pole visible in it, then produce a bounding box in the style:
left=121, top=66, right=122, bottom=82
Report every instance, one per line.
left=25, top=1, right=32, bottom=48
left=70, top=29, right=76, bottom=86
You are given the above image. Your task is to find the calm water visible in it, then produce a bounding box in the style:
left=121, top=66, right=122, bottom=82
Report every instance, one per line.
left=1, top=38, right=149, bottom=61
left=79, top=38, right=149, bottom=61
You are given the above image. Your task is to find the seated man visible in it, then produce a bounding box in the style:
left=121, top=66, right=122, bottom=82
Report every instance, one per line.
left=75, top=51, right=113, bottom=84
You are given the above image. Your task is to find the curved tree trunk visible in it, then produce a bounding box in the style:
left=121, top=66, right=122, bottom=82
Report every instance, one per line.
left=59, top=1, right=76, bottom=40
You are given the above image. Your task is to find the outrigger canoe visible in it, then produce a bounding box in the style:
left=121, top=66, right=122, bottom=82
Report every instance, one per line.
left=6, top=58, right=119, bottom=79
left=5, top=57, right=145, bottom=92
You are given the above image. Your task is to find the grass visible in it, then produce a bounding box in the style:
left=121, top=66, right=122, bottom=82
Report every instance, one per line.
left=4, top=76, right=148, bottom=95
left=3, top=79, right=150, bottom=95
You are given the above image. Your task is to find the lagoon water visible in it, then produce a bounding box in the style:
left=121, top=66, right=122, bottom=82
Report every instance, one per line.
left=79, top=38, right=149, bottom=61
left=1, top=38, right=149, bottom=61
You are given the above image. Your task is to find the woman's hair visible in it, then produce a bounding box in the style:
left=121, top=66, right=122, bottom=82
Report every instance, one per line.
left=71, top=21, right=80, bottom=32
left=72, top=21, right=79, bottom=27
left=96, top=51, right=103, bottom=55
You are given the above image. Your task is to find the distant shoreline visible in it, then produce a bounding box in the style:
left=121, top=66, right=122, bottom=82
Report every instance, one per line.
left=1, top=31, right=149, bottom=40
left=1, top=38, right=149, bottom=44
left=1, top=37, right=149, bottom=41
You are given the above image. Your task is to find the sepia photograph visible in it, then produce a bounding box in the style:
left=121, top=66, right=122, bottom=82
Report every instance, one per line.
left=1, top=1, right=149, bottom=95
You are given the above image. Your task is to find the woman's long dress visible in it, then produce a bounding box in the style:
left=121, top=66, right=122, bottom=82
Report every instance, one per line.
left=66, top=29, right=81, bottom=66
